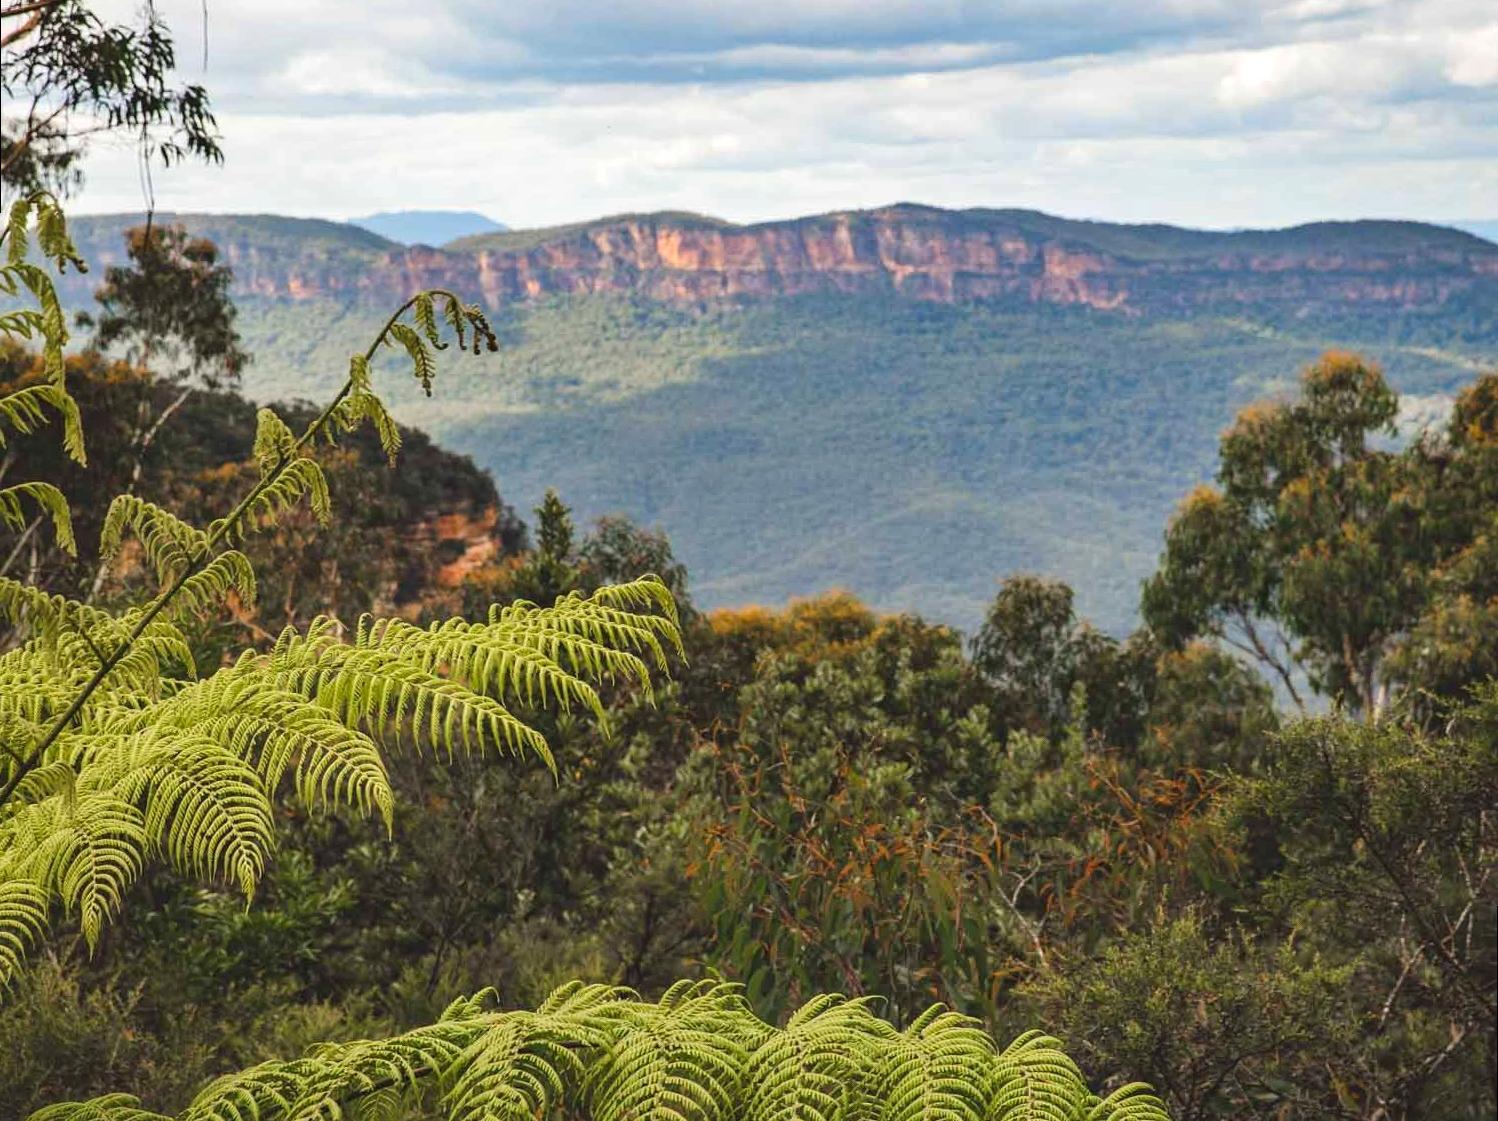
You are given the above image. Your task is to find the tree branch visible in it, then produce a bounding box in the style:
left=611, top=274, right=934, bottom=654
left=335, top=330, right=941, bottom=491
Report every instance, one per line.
left=0, top=0, right=66, bottom=19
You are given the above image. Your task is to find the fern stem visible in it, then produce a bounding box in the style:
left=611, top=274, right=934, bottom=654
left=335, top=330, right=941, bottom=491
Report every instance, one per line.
left=0, top=290, right=468, bottom=809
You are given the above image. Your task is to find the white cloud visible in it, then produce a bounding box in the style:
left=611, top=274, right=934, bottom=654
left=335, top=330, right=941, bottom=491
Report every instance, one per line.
left=1445, top=24, right=1498, bottom=86
left=57, top=0, right=1498, bottom=227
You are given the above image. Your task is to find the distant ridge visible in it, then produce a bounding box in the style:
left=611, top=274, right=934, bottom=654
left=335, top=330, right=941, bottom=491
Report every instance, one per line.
left=453, top=203, right=1495, bottom=259
left=53, top=203, right=1498, bottom=318
left=1452, top=220, right=1498, bottom=246
left=446, top=211, right=732, bottom=253
left=350, top=209, right=507, bottom=246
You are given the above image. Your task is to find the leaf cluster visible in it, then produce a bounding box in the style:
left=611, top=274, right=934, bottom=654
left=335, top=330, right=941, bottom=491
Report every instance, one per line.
left=35, top=980, right=1169, bottom=1121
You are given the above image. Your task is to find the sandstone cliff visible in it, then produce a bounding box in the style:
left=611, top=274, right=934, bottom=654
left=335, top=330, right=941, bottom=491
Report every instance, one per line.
left=59, top=204, right=1498, bottom=317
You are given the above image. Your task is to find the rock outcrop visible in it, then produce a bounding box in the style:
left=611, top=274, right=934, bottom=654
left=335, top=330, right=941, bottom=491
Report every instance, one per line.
left=59, top=204, right=1498, bottom=317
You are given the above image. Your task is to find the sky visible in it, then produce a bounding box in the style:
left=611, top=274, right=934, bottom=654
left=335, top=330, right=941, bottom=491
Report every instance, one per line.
left=59, top=0, right=1498, bottom=229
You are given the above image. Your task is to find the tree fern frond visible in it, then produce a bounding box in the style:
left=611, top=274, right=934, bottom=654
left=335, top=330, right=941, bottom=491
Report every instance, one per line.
left=585, top=981, right=754, bottom=1121
left=869, top=1006, right=995, bottom=1121
left=986, top=1031, right=1094, bottom=1121
left=253, top=408, right=298, bottom=475
left=3, top=192, right=85, bottom=274
left=1, top=791, right=146, bottom=949
left=28, top=1095, right=171, bottom=1121
left=169, top=549, right=257, bottom=619
left=442, top=1010, right=594, bottom=1121
left=33, top=195, right=86, bottom=275
left=413, top=293, right=447, bottom=351
left=101, top=495, right=210, bottom=585
left=1, top=260, right=70, bottom=383
left=356, top=615, right=608, bottom=721
left=0, top=481, right=75, bottom=555
left=5, top=760, right=78, bottom=811
left=441, top=294, right=469, bottom=351
left=586, top=573, right=683, bottom=632
left=330, top=356, right=401, bottom=463
left=270, top=637, right=555, bottom=770
left=152, top=671, right=394, bottom=827
left=742, top=995, right=889, bottom=1121
left=214, top=456, right=331, bottom=539
left=0, top=579, right=675, bottom=984
left=0, top=378, right=84, bottom=464
left=1085, top=1085, right=1170, bottom=1121
left=31, top=992, right=1166, bottom=1121
left=387, top=322, right=437, bottom=396
left=95, top=731, right=273, bottom=898
left=0, top=877, right=48, bottom=989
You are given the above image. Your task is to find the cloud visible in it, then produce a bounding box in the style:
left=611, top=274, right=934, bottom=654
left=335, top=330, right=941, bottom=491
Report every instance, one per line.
left=66, top=0, right=1498, bottom=227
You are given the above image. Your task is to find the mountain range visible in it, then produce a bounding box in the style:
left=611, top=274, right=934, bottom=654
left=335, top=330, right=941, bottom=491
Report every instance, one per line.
left=52, top=205, right=1498, bottom=632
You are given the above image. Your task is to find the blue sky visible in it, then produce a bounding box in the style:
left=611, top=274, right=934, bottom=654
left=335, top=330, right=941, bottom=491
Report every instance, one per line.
left=72, top=0, right=1498, bottom=229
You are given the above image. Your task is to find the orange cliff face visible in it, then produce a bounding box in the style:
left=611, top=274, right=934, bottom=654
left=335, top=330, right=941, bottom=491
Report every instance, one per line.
left=459, top=209, right=1134, bottom=310
left=77, top=205, right=1495, bottom=317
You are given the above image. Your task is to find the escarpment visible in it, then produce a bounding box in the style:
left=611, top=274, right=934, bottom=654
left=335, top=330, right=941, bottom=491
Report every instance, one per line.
left=58, top=204, right=1498, bottom=317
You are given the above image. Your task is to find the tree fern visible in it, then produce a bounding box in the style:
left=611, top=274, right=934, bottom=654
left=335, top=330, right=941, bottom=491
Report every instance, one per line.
left=29, top=984, right=1170, bottom=1121
left=0, top=196, right=681, bottom=988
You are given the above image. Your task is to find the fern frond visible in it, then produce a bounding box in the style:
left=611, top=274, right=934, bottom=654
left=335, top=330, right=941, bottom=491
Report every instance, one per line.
left=585, top=980, right=754, bottom=1121
left=252, top=408, right=298, bottom=476
left=146, top=670, right=394, bottom=828
left=0, top=877, right=48, bottom=989
left=169, top=549, right=257, bottom=619
left=0, top=378, right=84, bottom=464
left=985, top=1031, right=1094, bottom=1121
left=1, top=260, right=69, bottom=381
left=215, top=456, right=331, bottom=538
left=870, top=1005, right=995, bottom=1121
left=1086, top=1085, right=1171, bottom=1121
left=743, top=995, right=890, bottom=1121
left=331, top=355, right=401, bottom=463
left=387, top=322, right=437, bottom=395
left=3, top=191, right=84, bottom=273
left=0, top=481, right=75, bottom=555
left=28, top=1095, right=170, bottom=1121
left=413, top=292, right=447, bottom=351
left=93, top=731, right=273, bottom=898
left=0, top=790, right=146, bottom=948
left=100, top=495, right=210, bottom=585
left=356, top=615, right=608, bottom=721
left=30, top=990, right=1167, bottom=1121
left=269, top=634, right=555, bottom=770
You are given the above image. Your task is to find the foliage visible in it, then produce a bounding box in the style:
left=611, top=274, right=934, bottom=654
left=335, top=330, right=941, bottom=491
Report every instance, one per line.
left=81, top=223, right=249, bottom=391
left=1144, top=352, right=1498, bottom=714
left=0, top=196, right=682, bottom=990
left=0, top=190, right=85, bottom=579
left=1026, top=909, right=1350, bottom=1121
left=471, top=488, right=692, bottom=619
left=0, top=340, right=526, bottom=653
left=0, top=0, right=220, bottom=198
left=972, top=576, right=1155, bottom=745
left=6, top=189, right=1497, bottom=1121
left=1224, top=689, right=1498, bottom=1118
left=36, top=980, right=1170, bottom=1121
